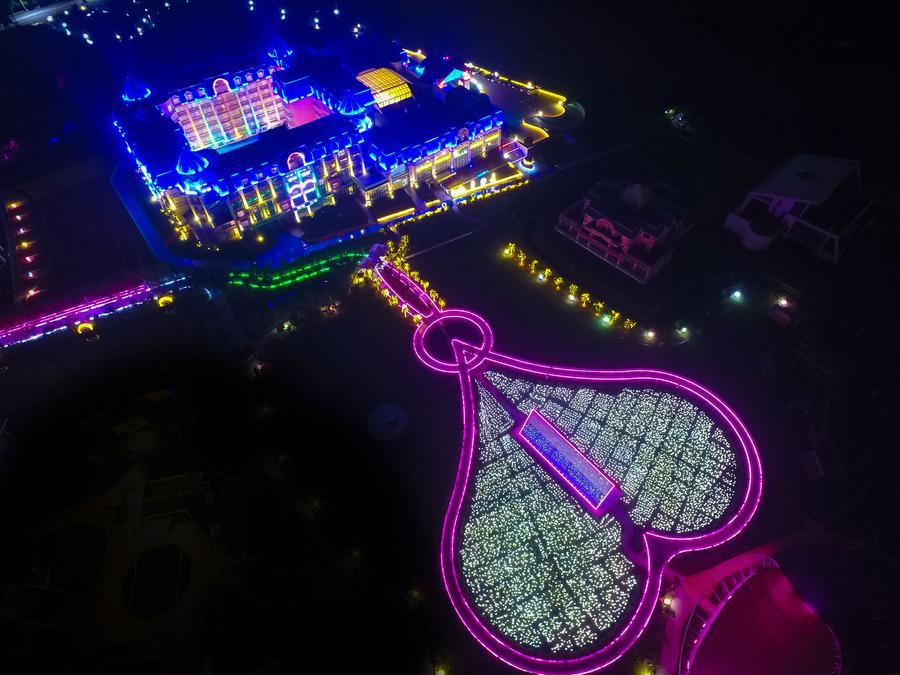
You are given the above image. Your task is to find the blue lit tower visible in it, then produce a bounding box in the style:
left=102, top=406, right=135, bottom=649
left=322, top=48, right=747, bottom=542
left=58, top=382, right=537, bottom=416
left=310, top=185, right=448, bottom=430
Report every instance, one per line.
left=337, top=90, right=371, bottom=131
left=266, top=34, right=295, bottom=69
left=122, top=76, right=152, bottom=103
left=175, top=146, right=210, bottom=191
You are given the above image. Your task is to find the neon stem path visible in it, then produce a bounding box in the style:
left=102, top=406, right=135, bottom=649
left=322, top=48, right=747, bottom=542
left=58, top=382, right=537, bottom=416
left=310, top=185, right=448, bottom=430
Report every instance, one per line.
left=0, top=275, right=188, bottom=349
left=371, top=260, right=763, bottom=674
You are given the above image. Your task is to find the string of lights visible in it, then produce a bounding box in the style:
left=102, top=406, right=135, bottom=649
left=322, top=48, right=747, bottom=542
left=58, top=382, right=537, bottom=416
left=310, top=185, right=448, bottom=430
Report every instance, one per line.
left=41, top=0, right=189, bottom=46
left=501, top=242, right=639, bottom=334
left=361, top=236, right=448, bottom=322
left=228, top=250, right=366, bottom=290
left=0, top=274, right=189, bottom=349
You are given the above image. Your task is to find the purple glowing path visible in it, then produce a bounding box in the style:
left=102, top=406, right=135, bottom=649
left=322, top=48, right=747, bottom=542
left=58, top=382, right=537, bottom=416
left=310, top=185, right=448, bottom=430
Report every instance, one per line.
left=372, top=261, right=763, bottom=674
left=515, top=409, right=619, bottom=516
left=0, top=282, right=153, bottom=348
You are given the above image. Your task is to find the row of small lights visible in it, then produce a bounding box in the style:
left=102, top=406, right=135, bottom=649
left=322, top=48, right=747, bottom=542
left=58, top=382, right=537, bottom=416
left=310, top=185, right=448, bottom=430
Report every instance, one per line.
left=248, top=2, right=361, bottom=35
left=358, top=235, right=449, bottom=321
left=729, top=287, right=790, bottom=306
left=361, top=264, right=448, bottom=324
left=5, top=200, right=42, bottom=300
left=463, top=62, right=568, bottom=119
left=728, top=287, right=793, bottom=312
left=387, top=176, right=530, bottom=231
left=44, top=0, right=180, bottom=44
left=256, top=4, right=340, bottom=16
left=501, top=243, right=650, bottom=337
left=502, top=245, right=793, bottom=345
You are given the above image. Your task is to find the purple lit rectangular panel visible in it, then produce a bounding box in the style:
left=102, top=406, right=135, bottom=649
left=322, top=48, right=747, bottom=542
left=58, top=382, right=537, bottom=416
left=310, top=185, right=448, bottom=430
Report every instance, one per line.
left=515, top=409, right=618, bottom=515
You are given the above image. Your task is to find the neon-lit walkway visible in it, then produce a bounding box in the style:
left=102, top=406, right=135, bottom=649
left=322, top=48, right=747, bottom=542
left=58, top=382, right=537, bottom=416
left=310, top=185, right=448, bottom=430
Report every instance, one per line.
left=0, top=282, right=153, bottom=348
left=0, top=274, right=189, bottom=349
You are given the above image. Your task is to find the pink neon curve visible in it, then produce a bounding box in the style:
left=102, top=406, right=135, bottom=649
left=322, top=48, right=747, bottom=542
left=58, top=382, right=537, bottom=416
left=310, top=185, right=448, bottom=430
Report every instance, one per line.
left=373, top=261, right=763, bottom=674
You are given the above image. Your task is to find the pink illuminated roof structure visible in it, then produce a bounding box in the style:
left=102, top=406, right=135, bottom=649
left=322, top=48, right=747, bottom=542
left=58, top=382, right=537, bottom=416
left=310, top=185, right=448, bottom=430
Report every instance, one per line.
left=689, top=567, right=840, bottom=675
left=372, top=260, right=763, bottom=674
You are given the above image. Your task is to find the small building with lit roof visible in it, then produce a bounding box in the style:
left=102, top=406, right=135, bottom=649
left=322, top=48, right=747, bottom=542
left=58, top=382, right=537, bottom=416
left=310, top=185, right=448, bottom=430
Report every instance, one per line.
left=725, top=154, right=874, bottom=262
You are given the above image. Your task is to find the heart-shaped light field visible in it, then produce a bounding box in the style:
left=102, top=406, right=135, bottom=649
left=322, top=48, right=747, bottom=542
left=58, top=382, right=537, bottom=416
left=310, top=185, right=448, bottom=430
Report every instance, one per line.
left=373, top=261, right=762, bottom=674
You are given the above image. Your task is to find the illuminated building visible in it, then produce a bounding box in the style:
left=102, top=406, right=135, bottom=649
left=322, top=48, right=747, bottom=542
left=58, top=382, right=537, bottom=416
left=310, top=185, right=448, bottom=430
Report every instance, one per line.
left=557, top=180, right=688, bottom=283
left=674, top=559, right=842, bottom=675
left=114, top=37, right=514, bottom=246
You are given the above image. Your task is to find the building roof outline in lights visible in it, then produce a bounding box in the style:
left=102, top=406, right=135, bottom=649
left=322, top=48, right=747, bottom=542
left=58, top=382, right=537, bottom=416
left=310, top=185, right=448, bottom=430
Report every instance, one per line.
left=371, top=260, right=763, bottom=674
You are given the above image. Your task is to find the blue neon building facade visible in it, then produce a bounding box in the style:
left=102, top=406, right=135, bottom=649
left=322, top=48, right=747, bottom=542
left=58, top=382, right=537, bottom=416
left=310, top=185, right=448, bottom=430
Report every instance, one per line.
left=114, top=39, right=509, bottom=244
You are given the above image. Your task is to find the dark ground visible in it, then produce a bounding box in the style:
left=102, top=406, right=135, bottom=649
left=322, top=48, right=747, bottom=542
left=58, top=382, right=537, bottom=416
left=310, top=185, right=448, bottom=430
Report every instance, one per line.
left=2, top=1, right=900, bottom=674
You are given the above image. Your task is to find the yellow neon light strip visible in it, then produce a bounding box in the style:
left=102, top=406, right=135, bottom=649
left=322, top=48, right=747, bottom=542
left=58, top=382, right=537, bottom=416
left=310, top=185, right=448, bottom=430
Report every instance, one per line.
left=520, top=119, right=549, bottom=141
left=184, top=110, right=203, bottom=150
left=464, top=61, right=567, bottom=117
left=267, top=178, right=281, bottom=213
left=233, top=91, right=254, bottom=137
left=536, top=90, right=566, bottom=117
left=254, top=185, right=265, bottom=212
left=402, top=48, right=426, bottom=62
left=376, top=206, right=415, bottom=223
left=202, top=203, right=214, bottom=226
left=447, top=167, right=524, bottom=199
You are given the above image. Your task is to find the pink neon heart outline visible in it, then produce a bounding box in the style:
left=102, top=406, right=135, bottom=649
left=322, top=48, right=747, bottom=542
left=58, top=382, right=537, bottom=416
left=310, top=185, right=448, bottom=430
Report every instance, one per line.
left=374, top=261, right=763, bottom=674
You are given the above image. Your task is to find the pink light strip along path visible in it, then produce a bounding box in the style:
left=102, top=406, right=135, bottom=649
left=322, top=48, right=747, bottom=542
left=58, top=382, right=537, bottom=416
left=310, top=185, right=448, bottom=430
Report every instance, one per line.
left=0, top=282, right=153, bottom=348
left=373, top=260, right=764, bottom=674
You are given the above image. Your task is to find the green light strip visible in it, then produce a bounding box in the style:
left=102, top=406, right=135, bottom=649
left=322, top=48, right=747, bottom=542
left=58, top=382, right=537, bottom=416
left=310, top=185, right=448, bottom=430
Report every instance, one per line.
left=228, top=250, right=365, bottom=290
